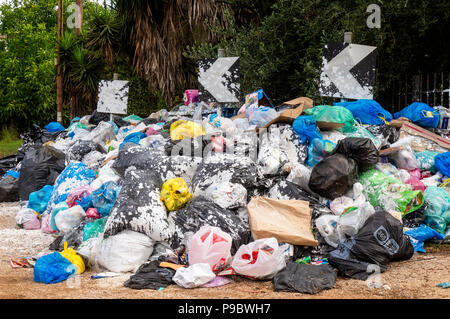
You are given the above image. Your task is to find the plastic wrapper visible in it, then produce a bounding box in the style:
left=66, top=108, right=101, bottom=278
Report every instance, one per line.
left=231, top=238, right=286, bottom=280
left=315, top=214, right=341, bottom=248
left=83, top=217, right=107, bottom=242
left=187, top=226, right=232, bottom=272
left=306, top=138, right=335, bottom=167
left=320, top=130, right=346, bottom=145
left=168, top=196, right=251, bottom=255
left=309, top=153, right=359, bottom=200
left=160, top=178, right=192, bottom=211
left=204, top=182, right=247, bottom=210
left=416, top=151, right=439, bottom=173
left=103, top=168, right=172, bottom=242
left=337, top=202, right=376, bottom=238
left=359, top=169, right=425, bottom=215
left=173, top=263, right=216, bottom=289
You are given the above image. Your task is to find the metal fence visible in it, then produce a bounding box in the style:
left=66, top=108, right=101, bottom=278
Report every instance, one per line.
left=390, top=72, right=450, bottom=114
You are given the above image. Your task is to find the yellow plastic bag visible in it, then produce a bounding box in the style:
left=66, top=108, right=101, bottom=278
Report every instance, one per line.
left=59, top=241, right=85, bottom=274
left=160, top=178, right=192, bottom=211
left=170, top=120, right=205, bottom=140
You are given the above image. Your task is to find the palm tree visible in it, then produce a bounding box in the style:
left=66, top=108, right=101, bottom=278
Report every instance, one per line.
left=114, top=0, right=227, bottom=106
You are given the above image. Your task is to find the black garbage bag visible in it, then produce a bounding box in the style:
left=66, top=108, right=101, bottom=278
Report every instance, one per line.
left=332, top=137, right=379, bottom=172
left=49, top=218, right=93, bottom=251
left=191, top=153, right=261, bottom=196
left=142, top=118, right=160, bottom=126
left=124, top=260, right=176, bottom=290
left=18, top=146, right=66, bottom=201
left=0, top=175, right=19, bottom=202
left=367, top=124, right=400, bottom=145
left=88, top=110, right=110, bottom=126
left=168, top=196, right=251, bottom=255
left=20, top=124, right=66, bottom=150
left=111, top=144, right=165, bottom=177
left=273, top=262, right=337, bottom=294
left=112, top=144, right=201, bottom=185
left=328, top=211, right=414, bottom=280
left=309, top=153, right=359, bottom=200
left=164, top=135, right=210, bottom=158
left=103, top=168, right=173, bottom=243
left=402, top=206, right=427, bottom=228
left=0, top=154, right=23, bottom=177
left=66, top=140, right=105, bottom=162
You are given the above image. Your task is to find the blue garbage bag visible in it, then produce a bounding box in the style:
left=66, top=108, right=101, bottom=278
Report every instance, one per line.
left=91, top=181, right=121, bottom=217
left=394, top=102, right=440, bottom=128
left=44, top=122, right=66, bottom=133
left=405, top=224, right=445, bottom=253
left=120, top=132, right=147, bottom=150
left=293, top=116, right=323, bottom=145
left=4, top=170, right=20, bottom=179
left=435, top=152, right=450, bottom=177
left=45, top=163, right=96, bottom=214
left=306, top=138, right=336, bottom=167
left=334, top=99, right=393, bottom=125
left=28, top=185, right=54, bottom=214
left=34, top=252, right=75, bottom=284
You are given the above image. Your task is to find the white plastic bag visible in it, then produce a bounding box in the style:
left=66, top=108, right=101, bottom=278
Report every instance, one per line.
left=315, top=214, right=341, bottom=248
left=172, top=263, right=216, bottom=289
left=330, top=196, right=354, bottom=216
left=187, top=226, right=232, bottom=272
left=337, top=202, right=375, bottom=238
left=54, top=205, right=85, bottom=234
left=287, top=164, right=316, bottom=195
left=96, top=230, right=154, bottom=273
left=231, top=238, right=286, bottom=279
left=233, top=118, right=250, bottom=131
left=204, top=182, right=247, bottom=210
left=15, top=208, right=41, bottom=230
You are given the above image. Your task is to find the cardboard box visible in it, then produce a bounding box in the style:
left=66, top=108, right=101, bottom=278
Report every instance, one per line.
left=401, top=122, right=450, bottom=150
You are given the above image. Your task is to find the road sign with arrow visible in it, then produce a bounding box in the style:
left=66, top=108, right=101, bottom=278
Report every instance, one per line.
left=319, top=42, right=377, bottom=100
left=198, top=57, right=240, bottom=103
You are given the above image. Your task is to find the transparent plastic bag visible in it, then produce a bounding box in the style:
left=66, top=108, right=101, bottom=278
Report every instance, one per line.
left=315, top=214, right=341, bottom=248
left=187, top=226, right=232, bottom=273
left=231, top=238, right=286, bottom=280
left=54, top=205, right=85, bottom=234
left=337, top=202, right=376, bottom=238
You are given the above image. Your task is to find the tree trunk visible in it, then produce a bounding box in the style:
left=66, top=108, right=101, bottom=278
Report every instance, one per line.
left=75, top=0, right=84, bottom=35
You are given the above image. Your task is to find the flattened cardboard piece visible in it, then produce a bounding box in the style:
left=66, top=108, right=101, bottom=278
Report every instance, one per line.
left=279, top=97, right=314, bottom=110
left=316, top=121, right=344, bottom=131
left=401, top=122, right=450, bottom=150
left=257, top=105, right=304, bottom=132
left=247, top=197, right=318, bottom=247
left=390, top=117, right=411, bottom=128
left=379, top=146, right=404, bottom=156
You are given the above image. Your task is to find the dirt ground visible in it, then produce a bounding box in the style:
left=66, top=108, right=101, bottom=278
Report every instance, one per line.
left=0, top=202, right=449, bottom=299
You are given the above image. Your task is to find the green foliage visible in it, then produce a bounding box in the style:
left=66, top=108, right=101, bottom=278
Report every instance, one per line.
left=127, top=77, right=166, bottom=117
left=184, top=0, right=450, bottom=107
left=0, top=0, right=57, bottom=130
left=0, top=126, right=22, bottom=158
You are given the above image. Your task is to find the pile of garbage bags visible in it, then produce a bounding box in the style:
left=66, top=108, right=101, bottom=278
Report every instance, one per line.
left=1, top=93, right=450, bottom=293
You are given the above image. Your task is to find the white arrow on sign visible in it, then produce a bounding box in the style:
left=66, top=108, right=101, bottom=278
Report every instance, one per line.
left=199, top=57, right=239, bottom=103
left=322, top=44, right=376, bottom=100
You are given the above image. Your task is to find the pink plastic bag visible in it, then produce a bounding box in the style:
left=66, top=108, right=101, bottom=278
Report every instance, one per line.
left=86, top=208, right=101, bottom=219
left=41, top=213, right=57, bottom=234
left=145, top=127, right=159, bottom=136
left=184, top=90, right=199, bottom=106
left=406, top=168, right=426, bottom=191
left=187, top=226, right=232, bottom=273
left=66, top=185, right=94, bottom=208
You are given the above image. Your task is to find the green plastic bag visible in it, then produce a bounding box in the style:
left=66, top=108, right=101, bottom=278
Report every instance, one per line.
left=305, top=105, right=356, bottom=133
left=343, top=124, right=381, bottom=148
left=67, top=122, right=87, bottom=132
left=83, top=217, right=107, bottom=241
left=122, top=115, right=143, bottom=124
left=358, top=169, right=424, bottom=215
left=423, top=187, right=450, bottom=233
left=416, top=151, right=440, bottom=173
